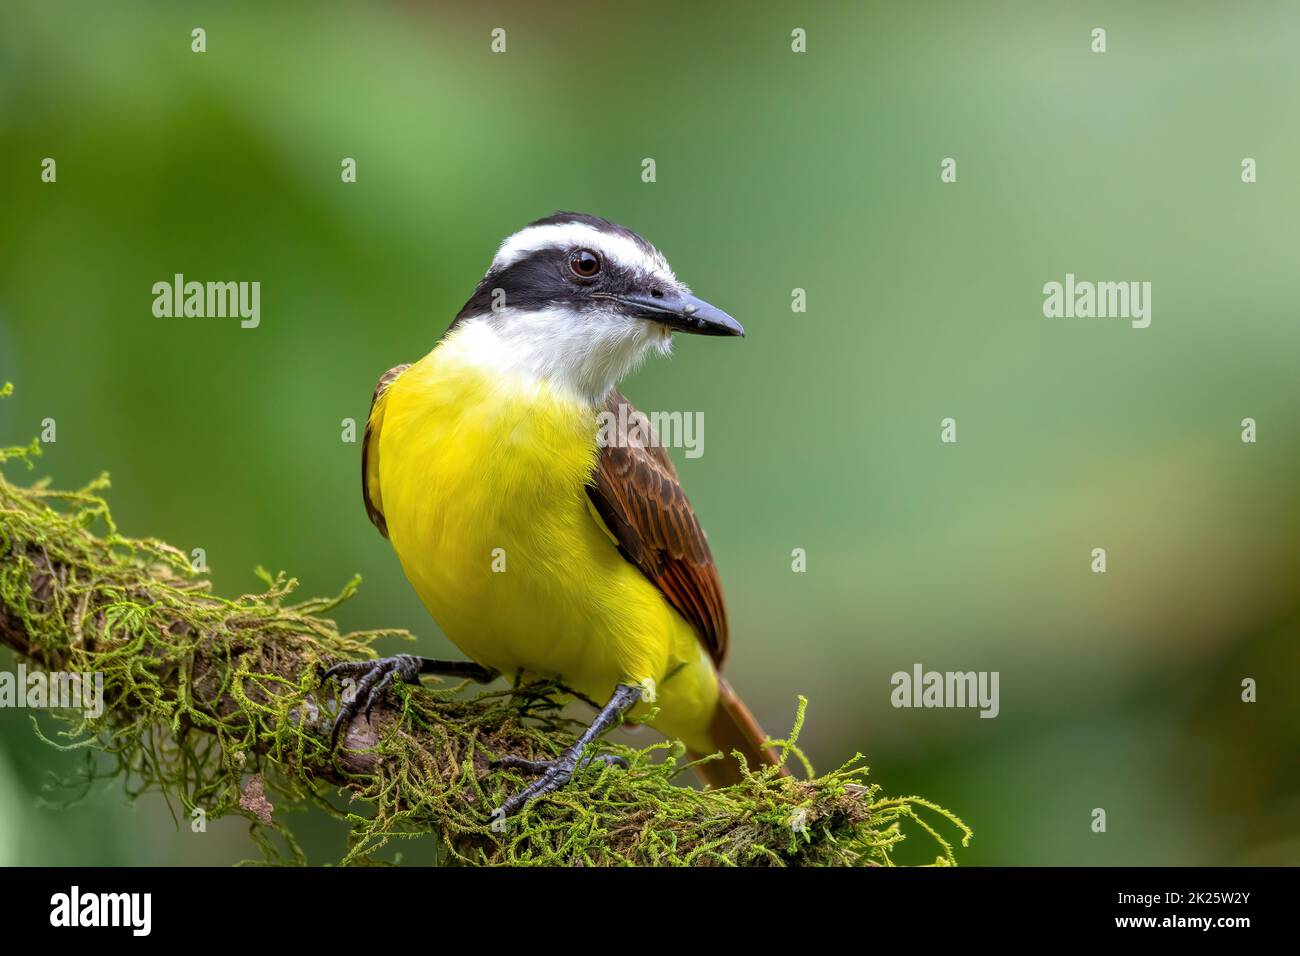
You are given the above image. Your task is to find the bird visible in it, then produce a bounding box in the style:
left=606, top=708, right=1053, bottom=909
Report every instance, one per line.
left=326, top=212, right=785, bottom=816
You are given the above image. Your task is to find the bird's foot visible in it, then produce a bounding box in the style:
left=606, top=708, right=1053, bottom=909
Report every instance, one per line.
left=321, top=654, right=424, bottom=748
left=485, top=683, right=641, bottom=822
left=322, top=654, right=500, bottom=748
left=491, top=747, right=629, bottom=818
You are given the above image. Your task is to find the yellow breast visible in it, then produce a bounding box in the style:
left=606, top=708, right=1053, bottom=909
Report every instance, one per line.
left=373, top=323, right=717, bottom=749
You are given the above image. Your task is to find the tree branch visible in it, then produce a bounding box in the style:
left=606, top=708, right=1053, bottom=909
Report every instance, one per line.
left=0, top=420, right=969, bottom=866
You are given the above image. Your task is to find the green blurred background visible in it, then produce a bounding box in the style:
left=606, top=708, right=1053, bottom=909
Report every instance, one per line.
left=1, top=0, right=1297, bottom=865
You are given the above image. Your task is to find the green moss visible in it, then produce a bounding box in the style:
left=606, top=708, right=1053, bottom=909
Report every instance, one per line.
left=0, top=385, right=971, bottom=866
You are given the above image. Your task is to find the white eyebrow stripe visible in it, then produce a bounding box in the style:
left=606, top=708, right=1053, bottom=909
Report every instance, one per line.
left=491, top=222, right=671, bottom=277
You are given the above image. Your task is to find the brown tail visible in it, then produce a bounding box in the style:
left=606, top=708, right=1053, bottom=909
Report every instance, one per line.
left=691, top=678, right=791, bottom=788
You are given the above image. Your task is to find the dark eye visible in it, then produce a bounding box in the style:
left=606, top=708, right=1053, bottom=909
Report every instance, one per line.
left=569, top=248, right=601, bottom=278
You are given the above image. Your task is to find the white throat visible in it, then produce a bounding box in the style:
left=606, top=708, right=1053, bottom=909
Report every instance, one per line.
left=446, top=308, right=671, bottom=406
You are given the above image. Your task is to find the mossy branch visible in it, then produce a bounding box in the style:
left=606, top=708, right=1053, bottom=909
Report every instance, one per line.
left=0, top=387, right=971, bottom=866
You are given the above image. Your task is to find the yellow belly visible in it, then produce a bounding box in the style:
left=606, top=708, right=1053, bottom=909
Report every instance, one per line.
left=375, top=331, right=718, bottom=751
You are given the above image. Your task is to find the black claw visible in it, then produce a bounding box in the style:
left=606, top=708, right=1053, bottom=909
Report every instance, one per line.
left=491, top=748, right=628, bottom=818
left=321, top=655, right=502, bottom=749
left=366, top=667, right=399, bottom=720
left=491, top=755, right=554, bottom=774
left=495, top=758, right=577, bottom=818
left=322, top=655, right=421, bottom=748
left=490, top=683, right=641, bottom=820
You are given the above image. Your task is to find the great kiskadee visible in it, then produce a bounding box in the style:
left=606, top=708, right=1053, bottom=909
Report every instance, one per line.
left=327, top=212, right=784, bottom=815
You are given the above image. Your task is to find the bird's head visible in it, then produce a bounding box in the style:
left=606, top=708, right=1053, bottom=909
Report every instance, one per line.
left=449, top=212, right=743, bottom=403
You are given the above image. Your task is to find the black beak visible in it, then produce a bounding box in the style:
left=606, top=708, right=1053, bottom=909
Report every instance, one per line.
left=611, top=291, right=745, bottom=337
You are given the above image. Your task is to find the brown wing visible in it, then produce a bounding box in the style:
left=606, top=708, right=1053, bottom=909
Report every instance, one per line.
left=586, top=389, right=729, bottom=666
left=362, top=364, right=411, bottom=537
